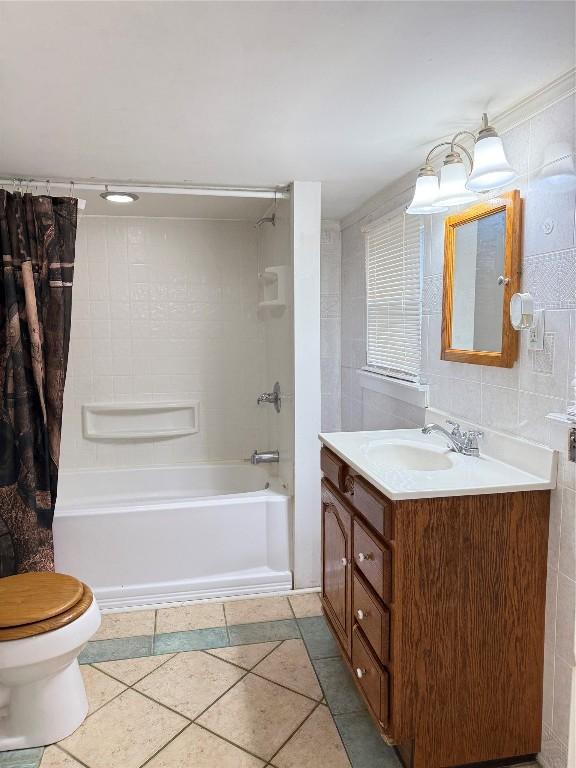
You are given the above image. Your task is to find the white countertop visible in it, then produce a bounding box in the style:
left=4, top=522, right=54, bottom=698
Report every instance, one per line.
left=319, top=428, right=557, bottom=501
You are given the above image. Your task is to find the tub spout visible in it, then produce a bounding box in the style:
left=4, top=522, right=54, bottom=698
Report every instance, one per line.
left=250, top=450, right=280, bottom=464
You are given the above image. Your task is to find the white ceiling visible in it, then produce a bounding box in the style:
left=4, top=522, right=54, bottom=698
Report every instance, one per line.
left=0, top=1, right=574, bottom=219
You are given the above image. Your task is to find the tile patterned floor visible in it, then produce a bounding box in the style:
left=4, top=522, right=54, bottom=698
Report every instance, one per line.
left=1, top=593, right=539, bottom=768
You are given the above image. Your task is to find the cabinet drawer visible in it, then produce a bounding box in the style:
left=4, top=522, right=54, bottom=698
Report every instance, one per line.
left=353, top=573, right=390, bottom=663
left=353, top=475, right=394, bottom=540
left=352, top=626, right=390, bottom=726
left=321, top=447, right=353, bottom=496
left=353, top=520, right=393, bottom=603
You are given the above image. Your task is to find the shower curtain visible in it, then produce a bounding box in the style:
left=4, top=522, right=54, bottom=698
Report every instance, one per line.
left=0, top=191, right=77, bottom=576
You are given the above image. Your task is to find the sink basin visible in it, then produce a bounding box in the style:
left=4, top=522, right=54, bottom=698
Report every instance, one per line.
left=364, top=441, right=454, bottom=471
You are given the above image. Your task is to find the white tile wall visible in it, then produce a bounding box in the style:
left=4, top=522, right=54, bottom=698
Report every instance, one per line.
left=339, top=93, right=576, bottom=767
left=61, top=216, right=268, bottom=469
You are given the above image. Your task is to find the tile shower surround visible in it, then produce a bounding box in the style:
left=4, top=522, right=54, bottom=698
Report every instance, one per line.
left=339, top=93, right=576, bottom=768
left=0, top=595, right=539, bottom=768
left=60, top=216, right=268, bottom=470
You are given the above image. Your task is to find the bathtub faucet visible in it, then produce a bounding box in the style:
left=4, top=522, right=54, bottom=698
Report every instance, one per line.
left=250, top=450, right=280, bottom=464
left=257, top=382, right=281, bottom=413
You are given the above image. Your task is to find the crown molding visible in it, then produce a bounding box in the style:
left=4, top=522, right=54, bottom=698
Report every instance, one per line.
left=340, top=68, right=576, bottom=232
left=339, top=169, right=415, bottom=231
left=494, top=67, right=575, bottom=134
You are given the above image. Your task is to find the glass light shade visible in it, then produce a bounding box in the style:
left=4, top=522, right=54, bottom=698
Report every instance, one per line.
left=406, top=173, right=447, bottom=214
left=435, top=161, right=478, bottom=207
left=539, top=142, right=576, bottom=192
left=466, top=136, right=518, bottom=191
left=99, top=191, right=139, bottom=204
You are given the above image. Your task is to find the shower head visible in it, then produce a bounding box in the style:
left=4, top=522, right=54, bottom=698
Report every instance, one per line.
left=256, top=213, right=276, bottom=227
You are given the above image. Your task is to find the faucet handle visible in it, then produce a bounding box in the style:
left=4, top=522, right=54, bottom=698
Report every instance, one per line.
left=463, top=430, right=484, bottom=453
left=446, top=420, right=462, bottom=436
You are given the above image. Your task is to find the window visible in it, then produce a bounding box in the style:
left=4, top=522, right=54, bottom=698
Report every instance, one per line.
left=364, top=211, right=423, bottom=383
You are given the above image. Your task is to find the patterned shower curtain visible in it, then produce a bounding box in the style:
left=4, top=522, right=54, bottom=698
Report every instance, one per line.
left=0, top=191, right=77, bottom=576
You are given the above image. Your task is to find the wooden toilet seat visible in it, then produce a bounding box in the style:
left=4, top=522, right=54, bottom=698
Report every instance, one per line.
left=0, top=573, right=93, bottom=641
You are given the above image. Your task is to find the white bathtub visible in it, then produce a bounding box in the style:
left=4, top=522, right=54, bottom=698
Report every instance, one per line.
left=54, top=464, right=292, bottom=610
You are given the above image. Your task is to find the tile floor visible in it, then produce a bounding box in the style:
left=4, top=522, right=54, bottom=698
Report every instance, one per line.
left=1, top=593, right=539, bottom=768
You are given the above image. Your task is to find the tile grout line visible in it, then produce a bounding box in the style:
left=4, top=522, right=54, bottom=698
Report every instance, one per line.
left=190, top=667, right=251, bottom=723
left=55, top=743, right=93, bottom=768
left=249, top=668, right=324, bottom=705
left=90, top=651, right=176, bottom=688
left=200, top=637, right=282, bottom=673
left=266, top=699, right=324, bottom=765
left=192, top=719, right=274, bottom=765
left=287, top=594, right=297, bottom=621
left=136, top=718, right=191, bottom=768
left=80, top=668, right=128, bottom=719
left=128, top=686, right=194, bottom=724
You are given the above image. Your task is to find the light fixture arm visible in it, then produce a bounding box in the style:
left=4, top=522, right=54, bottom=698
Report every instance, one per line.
left=450, top=135, right=475, bottom=169
left=424, top=140, right=474, bottom=170
left=450, top=131, right=476, bottom=152
left=424, top=141, right=453, bottom=165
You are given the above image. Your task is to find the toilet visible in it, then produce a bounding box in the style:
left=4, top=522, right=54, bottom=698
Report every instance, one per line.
left=0, top=572, right=101, bottom=751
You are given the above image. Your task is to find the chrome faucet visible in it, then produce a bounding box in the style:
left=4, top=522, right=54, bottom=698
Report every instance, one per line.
left=257, top=382, right=281, bottom=413
left=250, top=449, right=280, bottom=465
left=422, top=421, right=484, bottom=457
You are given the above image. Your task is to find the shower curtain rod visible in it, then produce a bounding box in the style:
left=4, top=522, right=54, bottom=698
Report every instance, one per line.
left=0, top=178, right=291, bottom=200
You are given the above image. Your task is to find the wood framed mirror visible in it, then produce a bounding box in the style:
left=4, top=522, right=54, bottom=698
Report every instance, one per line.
left=441, top=189, right=522, bottom=367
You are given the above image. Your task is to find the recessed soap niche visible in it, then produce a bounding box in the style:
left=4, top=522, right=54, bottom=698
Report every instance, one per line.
left=258, top=265, right=288, bottom=308
left=82, top=401, right=199, bottom=440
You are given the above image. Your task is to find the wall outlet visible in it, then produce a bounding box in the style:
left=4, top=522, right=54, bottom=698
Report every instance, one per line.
left=528, top=310, right=545, bottom=351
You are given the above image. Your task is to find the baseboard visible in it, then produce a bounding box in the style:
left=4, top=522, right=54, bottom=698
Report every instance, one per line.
left=95, top=570, right=296, bottom=610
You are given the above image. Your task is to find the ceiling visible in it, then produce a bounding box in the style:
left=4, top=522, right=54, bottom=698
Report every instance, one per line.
left=0, top=1, right=574, bottom=220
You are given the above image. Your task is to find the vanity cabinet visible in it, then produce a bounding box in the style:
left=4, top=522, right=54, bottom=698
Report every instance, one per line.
left=320, top=444, right=550, bottom=768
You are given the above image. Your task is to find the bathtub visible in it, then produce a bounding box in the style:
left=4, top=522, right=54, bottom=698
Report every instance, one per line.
left=54, top=464, right=292, bottom=609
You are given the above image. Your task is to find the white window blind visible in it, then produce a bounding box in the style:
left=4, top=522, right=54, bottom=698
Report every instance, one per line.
left=365, top=212, right=423, bottom=383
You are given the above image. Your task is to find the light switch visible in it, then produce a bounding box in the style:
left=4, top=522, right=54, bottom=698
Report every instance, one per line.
left=528, top=310, right=545, bottom=351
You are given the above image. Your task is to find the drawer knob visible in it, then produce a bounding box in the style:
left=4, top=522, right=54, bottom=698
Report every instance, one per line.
left=356, top=609, right=367, bottom=621
left=356, top=667, right=367, bottom=679
left=358, top=552, right=374, bottom=562
left=340, top=557, right=348, bottom=566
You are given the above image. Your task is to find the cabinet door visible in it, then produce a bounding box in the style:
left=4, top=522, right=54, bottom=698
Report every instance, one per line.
left=321, top=479, right=352, bottom=656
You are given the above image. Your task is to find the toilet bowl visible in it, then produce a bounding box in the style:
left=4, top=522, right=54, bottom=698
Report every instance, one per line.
left=0, top=572, right=101, bottom=751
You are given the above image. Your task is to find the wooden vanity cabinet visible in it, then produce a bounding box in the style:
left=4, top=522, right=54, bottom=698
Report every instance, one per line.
left=320, top=445, right=550, bottom=768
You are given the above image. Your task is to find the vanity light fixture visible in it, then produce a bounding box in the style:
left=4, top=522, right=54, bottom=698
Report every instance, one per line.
left=100, top=186, right=139, bottom=204
left=405, top=164, right=448, bottom=214
left=407, top=139, right=477, bottom=213
left=466, top=114, right=518, bottom=191
left=435, top=148, right=479, bottom=207
left=407, top=112, right=518, bottom=215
